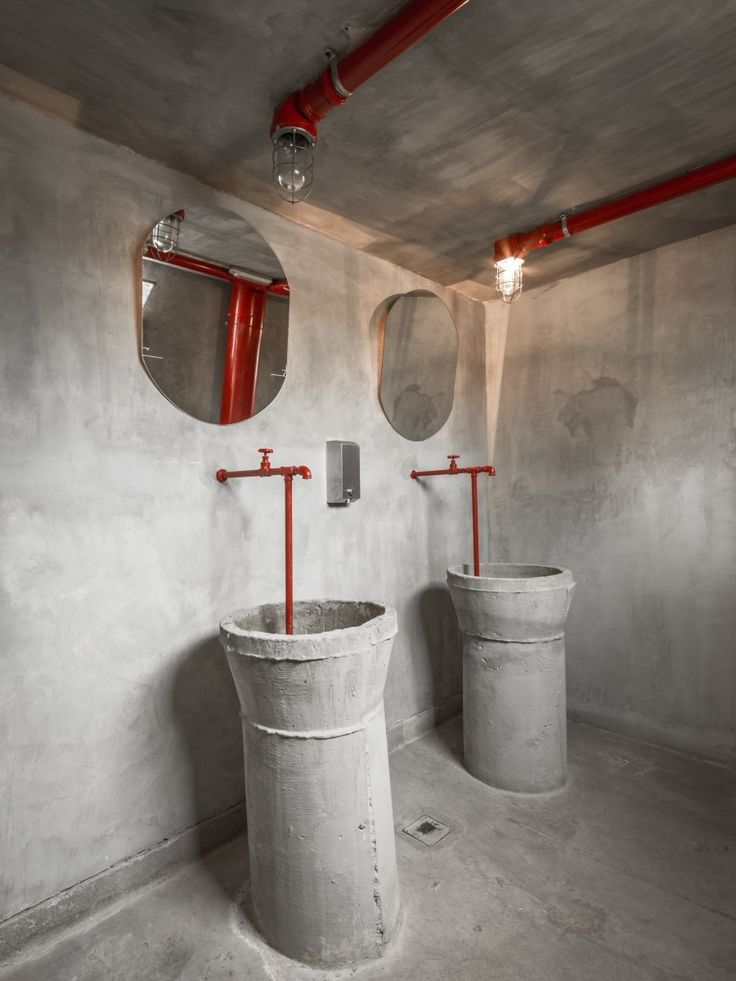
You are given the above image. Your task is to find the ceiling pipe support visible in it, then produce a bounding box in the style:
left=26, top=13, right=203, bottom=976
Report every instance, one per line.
left=271, top=0, right=471, bottom=140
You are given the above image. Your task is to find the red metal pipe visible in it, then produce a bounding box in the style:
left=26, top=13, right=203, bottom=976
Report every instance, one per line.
left=494, top=153, right=736, bottom=262
left=410, top=455, right=495, bottom=575
left=144, top=246, right=290, bottom=296
left=216, top=450, right=312, bottom=635
left=271, top=0, right=470, bottom=139
left=219, top=282, right=266, bottom=424
left=284, top=475, right=294, bottom=634
left=470, top=471, right=480, bottom=577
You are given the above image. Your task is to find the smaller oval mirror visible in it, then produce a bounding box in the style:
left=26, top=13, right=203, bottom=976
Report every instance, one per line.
left=378, top=291, right=458, bottom=441
left=140, top=204, right=289, bottom=424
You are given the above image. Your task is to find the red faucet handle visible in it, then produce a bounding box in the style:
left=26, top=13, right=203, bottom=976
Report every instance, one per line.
left=447, top=454, right=460, bottom=461
left=257, top=447, right=273, bottom=471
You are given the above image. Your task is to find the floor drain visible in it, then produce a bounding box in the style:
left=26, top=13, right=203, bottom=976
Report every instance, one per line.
left=402, top=814, right=451, bottom=846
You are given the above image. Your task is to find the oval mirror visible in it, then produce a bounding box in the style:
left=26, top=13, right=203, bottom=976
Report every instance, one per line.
left=378, top=291, right=458, bottom=441
left=140, top=204, right=288, bottom=424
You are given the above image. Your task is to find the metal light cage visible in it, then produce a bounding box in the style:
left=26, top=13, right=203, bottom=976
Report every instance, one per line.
left=146, top=211, right=184, bottom=260
left=495, top=256, right=524, bottom=303
left=272, top=128, right=314, bottom=204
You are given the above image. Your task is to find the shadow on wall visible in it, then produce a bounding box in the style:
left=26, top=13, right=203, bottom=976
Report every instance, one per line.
left=417, top=584, right=462, bottom=747
left=171, top=635, right=244, bottom=893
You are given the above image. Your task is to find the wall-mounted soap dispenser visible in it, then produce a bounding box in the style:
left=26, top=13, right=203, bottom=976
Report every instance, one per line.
left=326, top=441, right=360, bottom=506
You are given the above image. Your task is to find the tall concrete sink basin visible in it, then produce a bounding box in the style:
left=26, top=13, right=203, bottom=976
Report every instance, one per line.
left=447, top=563, right=575, bottom=793
left=219, top=600, right=400, bottom=968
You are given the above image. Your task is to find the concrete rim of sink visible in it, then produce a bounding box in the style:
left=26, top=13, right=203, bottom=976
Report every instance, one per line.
left=447, top=563, right=574, bottom=592
left=220, top=599, right=397, bottom=660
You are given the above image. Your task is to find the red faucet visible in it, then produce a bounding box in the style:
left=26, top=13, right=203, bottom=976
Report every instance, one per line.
left=410, top=455, right=495, bottom=576
left=217, top=449, right=312, bottom=634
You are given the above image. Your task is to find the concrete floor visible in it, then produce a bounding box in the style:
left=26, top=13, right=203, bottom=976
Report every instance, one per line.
left=1, top=719, right=734, bottom=981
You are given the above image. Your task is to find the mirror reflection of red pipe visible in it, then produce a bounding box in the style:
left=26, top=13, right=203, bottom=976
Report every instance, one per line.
left=143, top=246, right=290, bottom=424
left=143, top=246, right=290, bottom=296
left=216, top=449, right=312, bottom=634
left=219, top=283, right=266, bottom=424
left=410, top=454, right=495, bottom=576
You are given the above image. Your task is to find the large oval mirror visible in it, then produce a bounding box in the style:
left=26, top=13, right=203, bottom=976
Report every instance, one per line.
left=378, top=291, right=458, bottom=441
left=140, top=204, right=288, bottom=424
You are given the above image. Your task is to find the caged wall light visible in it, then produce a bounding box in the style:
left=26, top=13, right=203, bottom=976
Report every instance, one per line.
left=269, top=0, right=470, bottom=203
left=272, top=128, right=314, bottom=204
left=494, top=256, right=524, bottom=303
left=492, top=153, right=736, bottom=303
left=147, top=210, right=185, bottom=259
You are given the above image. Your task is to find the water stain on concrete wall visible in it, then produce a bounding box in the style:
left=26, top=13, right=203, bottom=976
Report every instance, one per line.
left=556, top=376, right=638, bottom=466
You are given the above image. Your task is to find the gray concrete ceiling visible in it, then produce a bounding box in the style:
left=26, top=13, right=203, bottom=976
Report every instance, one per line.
left=2, top=0, right=736, bottom=298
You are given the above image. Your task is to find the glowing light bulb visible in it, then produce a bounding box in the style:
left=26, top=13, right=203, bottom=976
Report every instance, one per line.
left=495, top=256, right=524, bottom=303
left=272, top=128, right=314, bottom=204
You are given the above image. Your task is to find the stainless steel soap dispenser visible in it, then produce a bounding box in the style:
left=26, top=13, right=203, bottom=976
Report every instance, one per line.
left=326, top=441, right=360, bottom=506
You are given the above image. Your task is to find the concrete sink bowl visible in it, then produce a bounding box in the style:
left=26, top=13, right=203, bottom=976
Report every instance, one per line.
left=219, top=600, right=400, bottom=968
left=447, top=563, right=575, bottom=793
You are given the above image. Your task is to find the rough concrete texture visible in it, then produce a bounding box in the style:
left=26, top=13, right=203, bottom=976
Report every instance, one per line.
left=0, top=805, right=244, bottom=962
left=448, top=564, right=574, bottom=791
left=1, top=719, right=734, bottom=981
left=489, top=225, right=736, bottom=764
left=0, top=94, right=487, bottom=923
left=2, top=1, right=736, bottom=293
left=220, top=601, right=400, bottom=966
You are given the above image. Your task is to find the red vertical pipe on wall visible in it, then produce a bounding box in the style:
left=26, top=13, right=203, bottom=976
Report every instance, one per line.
left=284, top=475, right=294, bottom=634
left=219, top=283, right=266, bottom=425
left=470, top=471, right=480, bottom=577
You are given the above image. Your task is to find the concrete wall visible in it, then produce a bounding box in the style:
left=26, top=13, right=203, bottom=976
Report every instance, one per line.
left=489, top=227, right=736, bottom=764
left=0, top=95, right=487, bottom=922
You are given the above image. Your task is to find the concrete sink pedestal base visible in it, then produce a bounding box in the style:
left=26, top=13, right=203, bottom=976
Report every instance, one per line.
left=219, top=600, right=400, bottom=968
left=447, top=564, right=575, bottom=793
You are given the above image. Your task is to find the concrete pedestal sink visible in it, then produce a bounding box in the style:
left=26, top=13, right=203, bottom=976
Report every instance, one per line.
left=447, top=564, right=575, bottom=793
left=219, top=600, right=400, bottom=968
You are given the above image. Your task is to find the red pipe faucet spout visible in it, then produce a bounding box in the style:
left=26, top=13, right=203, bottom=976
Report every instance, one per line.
left=215, top=449, right=312, bottom=634
left=410, top=454, right=495, bottom=576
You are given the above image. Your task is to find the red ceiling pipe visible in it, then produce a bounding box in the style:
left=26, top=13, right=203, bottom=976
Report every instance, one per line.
left=216, top=449, right=312, bottom=635
left=410, top=454, right=495, bottom=577
left=494, top=153, right=736, bottom=262
left=144, top=246, right=290, bottom=296
left=271, top=0, right=471, bottom=140
left=219, top=282, right=266, bottom=425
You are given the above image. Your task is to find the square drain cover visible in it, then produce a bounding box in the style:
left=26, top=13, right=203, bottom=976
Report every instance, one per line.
left=402, top=814, right=451, bottom=846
